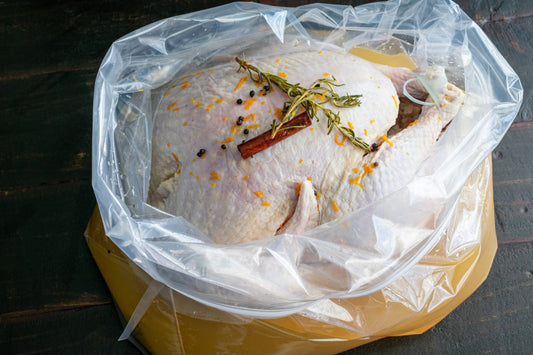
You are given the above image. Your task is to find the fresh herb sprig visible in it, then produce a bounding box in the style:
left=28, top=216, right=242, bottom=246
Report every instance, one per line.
left=235, top=56, right=370, bottom=152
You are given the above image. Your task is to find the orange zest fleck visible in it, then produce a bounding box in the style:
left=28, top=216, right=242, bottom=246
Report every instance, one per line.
left=172, top=107, right=180, bottom=112
left=382, top=134, right=393, bottom=146
left=408, top=120, right=418, bottom=127
left=323, top=73, right=330, bottom=77
left=315, top=93, right=325, bottom=102
left=206, top=104, right=214, bottom=112
left=392, top=95, right=398, bottom=108
left=274, top=108, right=283, bottom=119
left=307, top=176, right=313, bottom=182
left=244, top=113, right=255, bottom=121
left=246, top=124, right=261, bottom=129
left=167, top=102, right=177, bottom=110
left=318, top=51, right=323, bottom=54
left=278, top=72, right=287, bottom=78
left=183, top=122, right=188, bottom=126
left=242, top=175, right=249, bottom=180
left=295, top=182, right=302, bottom=195
left=254, top=191, right=264, bottom=198
left=370, top=120, right=375, bottom=124
left=243, top=98, right=257, bottom=110
left=180, top=82, right=190, bottom=89
left=211, top=183, right=216, bottom=187
left=171, top=153, right=178, bottom=161
left=230, top=125, right=237, bottom=136
left=364, top=128, right=368, bottom=136
left=166, top=142, right=171, bottom=148
left=195, top=100, right=201, bottom=108
left=362, top=163, right=375, bottom=177
left=221, top=137, right=234, bottom=144
left=222, top=117, right=227, bottom=121
left=334, top=133, right=346, bottom=146
left=210, top=176, right=220, bottom=180
left=276, top=58, right=281, bottom=63
left=261, top=101, right=266, bottom=105
left=299, top=159, right=303, bottom=164
left=261, top=201, right=271, bottom=207
left=165, top=91, right=172, bottom=96
left=347, top=121, right=354, bottom=129
left=233, top=76, right=248, bottom=91
left=215, top=99, right=224, bottom=103
left=189, top=172, right=193, bottom=176
left=349, top=176, right=364, bottom=188
left=331, top=200, right=339, bottom=212
left=352, top=168, right=359, bottom=173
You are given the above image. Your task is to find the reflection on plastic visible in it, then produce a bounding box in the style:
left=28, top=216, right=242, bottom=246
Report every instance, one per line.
left=91, top=0, right=521, bottom=321
left=85, top=157, right=496, bottom=354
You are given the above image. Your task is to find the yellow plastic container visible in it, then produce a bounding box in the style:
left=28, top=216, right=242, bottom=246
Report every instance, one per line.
left=85, top=155, right=496, bottom=354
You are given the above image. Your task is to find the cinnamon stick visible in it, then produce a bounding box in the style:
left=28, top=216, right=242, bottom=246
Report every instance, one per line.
left=238, top=112, right=312, bottom=159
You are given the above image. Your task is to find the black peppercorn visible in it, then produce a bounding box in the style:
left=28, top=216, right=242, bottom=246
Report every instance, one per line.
left=263, top=85, right=270, bottom=91
left=243, top=129, right=249, bottom=135
left=236, top=98, right=243, bottom=104
left=197, top=148, right=206, bottom=157
left=249, top=90, right=255, bottom=97
left=371, top=143, right=378, bottom=152
left=236, top=116, right=244, bottom=126
left=314, top=83, right=320, bottom=88
left=221, top=144, right=226, bottom=150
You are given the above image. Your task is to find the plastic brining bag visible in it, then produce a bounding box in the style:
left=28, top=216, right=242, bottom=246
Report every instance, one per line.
left=92, top=0, right=522, bottom=321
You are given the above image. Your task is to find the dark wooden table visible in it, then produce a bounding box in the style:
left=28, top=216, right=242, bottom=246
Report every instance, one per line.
left=1, top=1, right=531, bottom=354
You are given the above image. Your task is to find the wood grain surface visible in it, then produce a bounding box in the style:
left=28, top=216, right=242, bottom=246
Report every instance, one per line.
left=1, top=1, right=531, bottom=354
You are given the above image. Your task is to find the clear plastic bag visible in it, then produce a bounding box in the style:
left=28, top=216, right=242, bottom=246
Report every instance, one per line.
left=92, top=0, right=522, bottom=322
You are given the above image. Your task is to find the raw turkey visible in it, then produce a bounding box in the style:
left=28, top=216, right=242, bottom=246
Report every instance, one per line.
left=149, top=50, right=464, bottom=244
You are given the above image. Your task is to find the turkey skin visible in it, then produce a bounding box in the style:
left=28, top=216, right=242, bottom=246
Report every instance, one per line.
left=149, top=50, right=463, bottom=244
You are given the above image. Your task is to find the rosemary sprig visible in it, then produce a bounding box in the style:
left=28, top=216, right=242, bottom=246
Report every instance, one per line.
left=235, top=56, right=370, bottom=152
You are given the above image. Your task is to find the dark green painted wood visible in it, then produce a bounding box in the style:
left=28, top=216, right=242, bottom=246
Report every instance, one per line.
left=0, top=70, right=94, bottom=189
left=492, top=122, right=533, bottom=243
left=0, top=183, right=104, bottom=314
left=479, top=16, right=533, bottom=123
left=0, top=0, right=233, bottom=77
left=0, top=303, right=139, bottom=355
